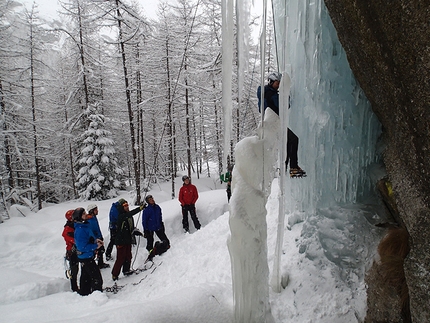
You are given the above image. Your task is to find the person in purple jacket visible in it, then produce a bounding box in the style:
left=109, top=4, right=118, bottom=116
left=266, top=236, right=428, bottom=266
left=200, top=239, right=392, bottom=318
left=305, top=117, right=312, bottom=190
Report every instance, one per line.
left=142, top=195, right=170, bottom=258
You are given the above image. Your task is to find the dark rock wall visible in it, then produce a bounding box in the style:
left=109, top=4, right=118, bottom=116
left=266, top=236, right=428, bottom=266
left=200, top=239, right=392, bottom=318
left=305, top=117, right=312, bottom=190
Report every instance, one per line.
left=323, top=1, right=430, bottom=322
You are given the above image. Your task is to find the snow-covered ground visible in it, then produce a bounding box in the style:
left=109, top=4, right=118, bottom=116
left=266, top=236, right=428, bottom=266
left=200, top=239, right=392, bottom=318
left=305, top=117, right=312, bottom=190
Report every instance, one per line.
left=0, top=174, right=385, bottom=323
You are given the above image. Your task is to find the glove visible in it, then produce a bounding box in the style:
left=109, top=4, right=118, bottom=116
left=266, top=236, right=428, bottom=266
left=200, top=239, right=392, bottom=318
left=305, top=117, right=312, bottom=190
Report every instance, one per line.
left=140, top=203, right=147, bottom=210
left=96, top=239, right=104, bottom=249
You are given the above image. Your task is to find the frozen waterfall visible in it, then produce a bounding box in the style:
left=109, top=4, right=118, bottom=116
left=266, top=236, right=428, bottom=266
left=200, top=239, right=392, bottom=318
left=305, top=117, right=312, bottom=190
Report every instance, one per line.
left=227, top=0, right=384, bottom=322
left=274, top=0, right=382, bottom=214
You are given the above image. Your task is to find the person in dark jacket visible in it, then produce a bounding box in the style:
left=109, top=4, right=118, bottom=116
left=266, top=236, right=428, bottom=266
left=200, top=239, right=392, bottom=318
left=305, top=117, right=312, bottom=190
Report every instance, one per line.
left=220, top=164, right=233, bottom=202
left=87, top=204, right=109, bottom=269
left=62, top=209, right=79, bottom=292
left=178, top=175, right=201, bottom=232
left=73, top=207, right=103, bottom=296
left=257, top=72, right=306, bottom=177
left=111, top=199, right=145, bottom=281
left=142, top=195, right=170, bottom=254
left=105, top=201, right=120, bottom=261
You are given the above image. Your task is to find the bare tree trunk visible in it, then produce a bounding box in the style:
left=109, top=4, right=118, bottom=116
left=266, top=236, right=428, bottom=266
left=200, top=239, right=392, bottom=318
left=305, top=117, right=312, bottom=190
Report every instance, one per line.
left=199, top=98, right=210, bottom=177
left=99, top=48, right=105, bottom=115
left=213, top=77, right=223, bottom=175
left=203, top=130, right=210, bottom=178
left=152, top=115, right=157, bottom=176
left=0, top=80, right=14, bottom=192
left=192, top=100, right=200, bottom=179
left=139, top=108, right=145, bottom=178
left=68, top=143, right=77, bottom=198
left=29, top=13, right=42, bottom=210
left=230, top=139, right=235, bottom=165
left=59, top=75, right=77, bottom=198
left=236, top=98, right=240, bottom=144
left=76, top=0, right=89, bottom=112
left=135, top=45, right=145, bottom=179
left=185, top=65, right=192, bottom=179
left=164, top=38, right=175, bottom=199
left=115, top=0, right=141, bottom=204
left=173, top=118, right=177, bottom=175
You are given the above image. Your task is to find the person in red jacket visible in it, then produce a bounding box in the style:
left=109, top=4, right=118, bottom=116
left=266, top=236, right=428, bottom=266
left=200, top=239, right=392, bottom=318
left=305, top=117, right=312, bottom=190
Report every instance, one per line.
left=62, top=209, right=79, bottom=292
left=178, top=175, right=201, bottom=232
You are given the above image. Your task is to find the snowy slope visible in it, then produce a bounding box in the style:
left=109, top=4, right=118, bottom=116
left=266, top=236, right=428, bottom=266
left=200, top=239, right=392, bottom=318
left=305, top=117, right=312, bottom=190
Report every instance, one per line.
left=0, top=175, right=384, bottom=323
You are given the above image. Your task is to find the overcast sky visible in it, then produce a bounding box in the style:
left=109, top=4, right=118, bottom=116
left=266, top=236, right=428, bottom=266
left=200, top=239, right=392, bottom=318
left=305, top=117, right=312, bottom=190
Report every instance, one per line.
left=18, top=0, right=160, bottom=20
left=19, top=0, right=263, bottom=22
left=18, top=0, right=263, bottom=42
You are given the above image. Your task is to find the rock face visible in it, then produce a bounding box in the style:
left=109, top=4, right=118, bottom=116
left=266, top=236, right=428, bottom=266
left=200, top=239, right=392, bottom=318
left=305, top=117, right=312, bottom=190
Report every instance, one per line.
left=323, top=1, right=430, bottom=322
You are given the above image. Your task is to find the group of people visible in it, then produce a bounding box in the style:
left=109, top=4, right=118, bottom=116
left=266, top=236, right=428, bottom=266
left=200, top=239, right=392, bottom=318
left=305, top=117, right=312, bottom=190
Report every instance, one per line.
left=62, top=206, right=105, bottom=295
left=62, top=71, right=299, bottom=295
left=62, top=174, right=201, bottom=295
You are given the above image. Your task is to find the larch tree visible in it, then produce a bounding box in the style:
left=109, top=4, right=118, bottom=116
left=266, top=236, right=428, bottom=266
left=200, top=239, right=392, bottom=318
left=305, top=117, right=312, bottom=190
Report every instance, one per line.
left=0, top=0, right=16, bottom=217
left=0, top=3, right=56, bottom=209
left=103, top=0, right=149, bottom=204
left=199, top=0, right=224, bottom=176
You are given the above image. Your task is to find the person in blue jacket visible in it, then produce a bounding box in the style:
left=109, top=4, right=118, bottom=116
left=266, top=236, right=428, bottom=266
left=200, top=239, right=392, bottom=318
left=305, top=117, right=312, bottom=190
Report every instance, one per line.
left=105, top=201, right=120, bottom=261
left=142, top=195, right=170, bottom=255
left=73, top=207, right=103, bottom=296
left=87, top=204, right=110, bottom=269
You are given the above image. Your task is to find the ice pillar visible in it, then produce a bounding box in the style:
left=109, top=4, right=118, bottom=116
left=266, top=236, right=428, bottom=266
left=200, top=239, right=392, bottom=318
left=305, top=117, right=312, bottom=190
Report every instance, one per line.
left=228, top=111, right=279, bottom=323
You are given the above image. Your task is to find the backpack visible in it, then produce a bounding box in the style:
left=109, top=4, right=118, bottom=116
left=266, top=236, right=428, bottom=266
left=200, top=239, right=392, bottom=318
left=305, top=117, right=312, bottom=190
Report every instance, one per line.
left=109, top=202, right=120, bottom=230
left=153, top=240, right=170, bottom=256
left=147, top=240, right=170, bottom=261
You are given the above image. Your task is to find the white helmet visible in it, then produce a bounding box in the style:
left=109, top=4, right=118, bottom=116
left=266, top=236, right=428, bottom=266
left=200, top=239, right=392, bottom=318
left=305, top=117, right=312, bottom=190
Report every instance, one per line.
left=87, top=204, right=98, bottom=213
left=268, top=72, right=282, bottom=83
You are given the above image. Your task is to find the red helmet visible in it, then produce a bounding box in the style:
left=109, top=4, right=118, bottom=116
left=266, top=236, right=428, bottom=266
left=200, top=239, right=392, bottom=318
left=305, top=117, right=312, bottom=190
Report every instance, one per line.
left=65, top=209, right=74, bottom=221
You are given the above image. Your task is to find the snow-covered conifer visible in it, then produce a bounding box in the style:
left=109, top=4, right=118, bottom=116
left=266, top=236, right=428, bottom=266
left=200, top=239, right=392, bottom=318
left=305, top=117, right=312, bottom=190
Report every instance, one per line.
left=76, top=103, right=123, bottom=200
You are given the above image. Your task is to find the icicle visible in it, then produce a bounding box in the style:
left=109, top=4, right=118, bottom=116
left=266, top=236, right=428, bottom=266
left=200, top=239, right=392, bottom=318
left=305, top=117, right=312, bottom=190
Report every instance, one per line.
left=271, top=0, right=292, bottom=293
left=271, top=72, right=291, bottom=293
left=221, top=0, right=234, bottom=174
left=259, top=0, right=267, bottom=141
left=236, top=0, right=250, bottom=113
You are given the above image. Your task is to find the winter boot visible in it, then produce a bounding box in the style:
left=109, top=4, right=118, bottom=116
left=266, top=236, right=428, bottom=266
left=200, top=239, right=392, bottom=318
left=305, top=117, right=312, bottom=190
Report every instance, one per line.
left=122, top=261, right=134, bottom=276
left=290, top=167, right=306, bottom=177
left=146, top=248, right=155, bottom=262
left=99, top=262, right=110, bottom=269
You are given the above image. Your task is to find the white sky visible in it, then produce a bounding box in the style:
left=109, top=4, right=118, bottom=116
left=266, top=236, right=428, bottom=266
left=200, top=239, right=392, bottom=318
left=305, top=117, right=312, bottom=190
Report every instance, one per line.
left=18, top=0, right=263, bottom=41
left=18, top=0, right=162, bottom=20
left=18, top=0, right=264, bottom=22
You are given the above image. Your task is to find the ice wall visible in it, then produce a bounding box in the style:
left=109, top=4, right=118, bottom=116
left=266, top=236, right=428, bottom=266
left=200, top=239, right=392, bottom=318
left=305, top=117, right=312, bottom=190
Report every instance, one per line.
left=273, top=0, right=382, bottom=215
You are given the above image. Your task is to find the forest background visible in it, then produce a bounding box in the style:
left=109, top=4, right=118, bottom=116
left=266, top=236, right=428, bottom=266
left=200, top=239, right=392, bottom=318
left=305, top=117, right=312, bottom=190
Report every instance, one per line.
left=1, top=0, right=270, bottom=216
